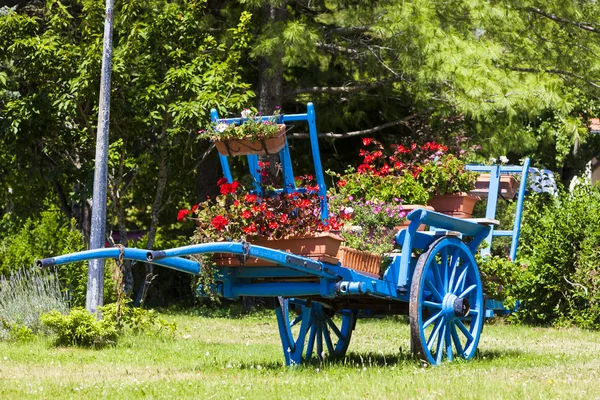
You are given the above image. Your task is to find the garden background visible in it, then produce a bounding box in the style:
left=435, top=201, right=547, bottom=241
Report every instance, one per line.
left=2, top=0, right=600, bottom=329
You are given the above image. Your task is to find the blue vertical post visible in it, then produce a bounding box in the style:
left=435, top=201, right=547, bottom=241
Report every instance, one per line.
left=481, top=165, right=500, bottom=257
left=509, top=158, right=530, bottom=260
left=306, top=103, right=329, bottom=221
left=279, top=137, right=296, bottom=194
left=210, top=108, right=233, bottom=183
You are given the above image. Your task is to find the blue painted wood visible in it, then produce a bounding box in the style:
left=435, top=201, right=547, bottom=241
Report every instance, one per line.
left=276, top=299, right=355, bottom=365
left=466, top=159, right=530, bottom=259
left=409, top=236, right=484, bottom=365
left=209, top=103, right=330, bottom=222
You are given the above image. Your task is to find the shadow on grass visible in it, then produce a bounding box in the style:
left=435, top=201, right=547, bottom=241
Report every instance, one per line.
left=234, top=347, right=525, bottom=370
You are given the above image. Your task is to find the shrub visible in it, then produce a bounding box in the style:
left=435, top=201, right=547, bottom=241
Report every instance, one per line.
left=0, top=267, right=68, bottom=340
left=0, top=208, right=116, bottom=307
left=503, top=184, right=600, bottom=328
left=41, top=308, right=118, bottom=347
left=41, top=304, right=177, bottom=347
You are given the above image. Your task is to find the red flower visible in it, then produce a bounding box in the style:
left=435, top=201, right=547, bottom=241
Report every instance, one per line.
left=211, top=215, right=228, bottom=231
left=362, top=137, right=373, bottom=146
left=379, top=164, right=390, bottom=175
left=280, top=214, right=289, bottom=224
left=191, top=204, right=199, bottom=213
left=245, top=194, right=258, bottom=203
left=357, top=163, right=372, bottom=174
left=306, top=185, right=319, bottom=192
left=217, top=177, right=228, bottom=186
left=233, top=200, right=240, bottom=206
left=413, top=166, right=423, bottom=178
left=258, top=161, right=270, bottom=168
left=177, top=209, right=190, bottom=221
left=268, top=221, right=279, bottom=229
left=337, top=180, right=347, bottom=188
left=242, top=223, right=258, bottom=234
left=242, top=210, right=252, bottom=219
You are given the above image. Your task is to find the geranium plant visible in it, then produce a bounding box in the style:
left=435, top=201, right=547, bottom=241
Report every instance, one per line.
left=198, top=107, right=283, bottom=141
left=178, top=168, right=344, bottom=244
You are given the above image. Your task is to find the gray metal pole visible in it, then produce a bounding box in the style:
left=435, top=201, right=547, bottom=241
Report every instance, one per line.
left=87, top=0, right=115, bottom=313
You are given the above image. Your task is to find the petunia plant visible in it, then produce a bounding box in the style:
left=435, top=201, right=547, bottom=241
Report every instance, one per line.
left=198, top=107, right=283, bottom=141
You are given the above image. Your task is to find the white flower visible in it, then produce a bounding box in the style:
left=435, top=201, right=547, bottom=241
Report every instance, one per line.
left=215, top=123, right=229, bottom=133
left=343, top=207, right=354, bottom=215
left=489, top=157, right=497, bottom=164
left=499, top=155, right=509, bottom=164
left=241, top=108, right=252, bottom=118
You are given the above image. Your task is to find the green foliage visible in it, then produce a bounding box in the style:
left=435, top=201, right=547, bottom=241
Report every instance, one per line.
left=328, top=168, right=429, bottom=206
left=200, top=108, right=282, bottom=140
left=0, top=266, right=68, bottom=341
left=491, top=184, right=600, bottom=328
left=417, top=154, right=478, bottom=195
left=0, top=208, right=116, bottom=307
left=41, top=308, right=118, bottom=348
left=41, top=303, right=178, bottom=347
left=478, top=255, right=525, bottom=313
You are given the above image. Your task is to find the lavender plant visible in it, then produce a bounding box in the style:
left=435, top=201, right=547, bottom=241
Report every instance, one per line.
left=0, top=267, right=68, bottom=340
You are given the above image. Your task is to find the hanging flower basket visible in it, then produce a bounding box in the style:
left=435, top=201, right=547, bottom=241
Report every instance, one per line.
left=336, top=246, right=382, bottom=277
left=472, top=173, right=519, bottom=199
left=214, top=124, right=287, bottom=156
left=427, top=193, right=480, bottom=218
left=214, top=232, right=343, bottom=267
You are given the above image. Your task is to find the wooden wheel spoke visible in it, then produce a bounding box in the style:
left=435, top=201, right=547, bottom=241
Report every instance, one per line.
left=453, top=267, right=469, bottom=295
left=445, top=323, right=453, bottom=362
left=459, top=284, right=477, bottom=299
left=305, top=323, right=317, bottom=359
left=440, top=247, right=449, bottom=292
left=290, top=314, right=302, bottom=328
left=455, top=319, right=474, bottom=343
left=325, top=317, right=343, bottom=340
left=322, top=323, right=335, bottom=354
left=450, top=323, right=464, bottom=357
left=425, top=279, right=444, bottom=302
left=424, top=310, right=443, bottom=329
left=426, top=318, right=444, bottom=351
left=316, top=323, right=324, bottom=359
left=423, top=300, right=442, bottom=310
left=435, top=324, right=446, bottom=364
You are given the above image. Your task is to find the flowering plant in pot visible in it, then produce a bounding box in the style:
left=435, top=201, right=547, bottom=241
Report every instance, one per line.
left=198, top=108, right=285, bottom=156
left=178, top=165, right=346, bottom=262
left=358, top=138, right=479, bottom=217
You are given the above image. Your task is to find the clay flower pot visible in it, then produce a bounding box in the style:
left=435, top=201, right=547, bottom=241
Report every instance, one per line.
left=427, top=193, right=480, bottom=219
left=472, top=173, right=519, bottom=199
left=214, top=124, right=286, bottom=156
left=214, top=232, right=343, bottom=267
left=336, top=247, right=382, bottom=277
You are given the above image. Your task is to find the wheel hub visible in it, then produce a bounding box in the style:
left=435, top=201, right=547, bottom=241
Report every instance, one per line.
left=453, top=297, right=470, bottom=317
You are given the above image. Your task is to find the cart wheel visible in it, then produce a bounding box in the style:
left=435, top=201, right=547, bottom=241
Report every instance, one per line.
left=409, top=236, right=484, bottom=365
left=275, top=297, right=356, bottom=366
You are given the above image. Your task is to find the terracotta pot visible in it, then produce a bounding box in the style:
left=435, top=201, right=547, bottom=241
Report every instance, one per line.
left=336, top=247, right=381, bottom=277
left=214, top=124, right=286, bottom=156
left=427, top=193, right=480, bottom=218
left=472, top=173, right=519, bottom=199
left=394, top=205, right=435, bottom=231
left=213, top=232, right=343, bottom=267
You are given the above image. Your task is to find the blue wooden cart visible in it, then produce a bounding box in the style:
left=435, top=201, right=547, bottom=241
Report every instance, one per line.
left=38, top=103, right=524, bottom=366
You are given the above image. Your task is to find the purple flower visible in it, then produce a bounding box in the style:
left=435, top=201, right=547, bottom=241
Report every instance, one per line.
left=348, top=196, right=354, bottom=201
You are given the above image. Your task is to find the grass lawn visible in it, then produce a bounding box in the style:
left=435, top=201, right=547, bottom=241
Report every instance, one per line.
left=1, top=309, right=599, bottom=399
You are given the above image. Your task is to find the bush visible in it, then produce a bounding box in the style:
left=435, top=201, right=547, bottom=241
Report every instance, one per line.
left=0, top=208, right=117, bottom=307
left=0, top=267, right=68, bottom=340
left=504, top=183, right=600, bottom=328
left=41, top=308, right=118, bottom=347
left=41, top=303, right=177, bottom=347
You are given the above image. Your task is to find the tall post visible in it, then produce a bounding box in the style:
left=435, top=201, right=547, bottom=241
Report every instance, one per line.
left=87, top=0, right=114, bottom=313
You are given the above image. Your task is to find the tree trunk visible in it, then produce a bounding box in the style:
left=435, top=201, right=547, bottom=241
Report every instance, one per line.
left=257, top=4, right=286, bottom=114
left=195, top=141, right=221, bottom=202
left=135, top=127, right=169, bottom=306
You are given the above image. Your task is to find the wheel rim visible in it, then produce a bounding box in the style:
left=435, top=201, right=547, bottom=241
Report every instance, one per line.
left=409, top=236, right=484, bottom=365
left=276, top=298, right=356, bottom=365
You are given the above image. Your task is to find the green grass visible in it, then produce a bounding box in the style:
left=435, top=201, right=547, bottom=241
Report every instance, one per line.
left=1, top=310, right=600, bottom=399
